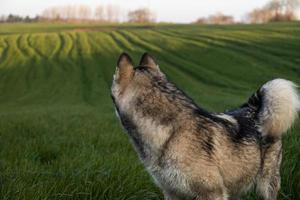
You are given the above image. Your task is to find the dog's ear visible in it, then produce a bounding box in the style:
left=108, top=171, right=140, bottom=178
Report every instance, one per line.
left=116, top=52, right=134, bottom=83
left=139, top=53, right=159, bottom=70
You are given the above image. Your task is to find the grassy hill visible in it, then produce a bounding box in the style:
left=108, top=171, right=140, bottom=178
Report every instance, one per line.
left=0, top=22, right=299, bottom=199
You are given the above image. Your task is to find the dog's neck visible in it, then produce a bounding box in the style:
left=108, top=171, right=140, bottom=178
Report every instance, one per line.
left=113, top=80, right=203, bottom=164
left=116, top=105, right=174, bottom=164
left=114, top=94, right=180, bottom=165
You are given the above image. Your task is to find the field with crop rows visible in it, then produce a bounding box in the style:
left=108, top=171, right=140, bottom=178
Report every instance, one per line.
left=0, top=22, right=299, bottom=199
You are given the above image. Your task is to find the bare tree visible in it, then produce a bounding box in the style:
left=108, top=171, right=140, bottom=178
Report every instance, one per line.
left=106, top=4, right=121, bottom=22
left=207, top=13, right=235, bottom=24
left=247, top=7, right=276, bottom=23
left=265, top=0, right=284, bottom=20
left=194, top=13, right=235, bottom=24
left=247, top=0, right=299, bottom=23
left=42, top=6, right=64, bottom=20
left=41, top=5, right=94, bottom=22
left=247, top=9, right=262, bottom=23
left=128, top=8, right=155, bottom=23
left=285, top=0, right=300, bottom=10
left=78, top=5, right=92, bottom=20
left=95, top=5, right=105, bottom=21
left=40, top=4, right=127, bottom=23
left=284, top=0, right=300, bottom=19
left=64, top=5, right=76, bottom=20
left=0, top=15, right=7, bottom=22
left=41, top=8, right=51, bottom=19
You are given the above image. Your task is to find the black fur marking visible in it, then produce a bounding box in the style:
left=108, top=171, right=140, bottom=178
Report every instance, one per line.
left=225, top=107, right=261, bottom=145
left=224, top=89, right=265, bottom=145
left=242, top=88, right=263, bottom=113
left=196, top=129, right=215, bottom=156
left=111, top=94, right=147, bottom=159
left=261, top=135, right=277, bottom=147
left=134, top=65, right=149, bottom=71
left=119, top=113, right=147, bottom=160
left=203, top=133, right=214, bottom=154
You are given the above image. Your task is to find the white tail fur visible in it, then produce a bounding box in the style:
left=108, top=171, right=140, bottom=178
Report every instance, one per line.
left=259, top=79, right=300, bottom=138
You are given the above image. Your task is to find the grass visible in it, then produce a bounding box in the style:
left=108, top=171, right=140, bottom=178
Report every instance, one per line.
left=0, top=22, right=300, bottom=199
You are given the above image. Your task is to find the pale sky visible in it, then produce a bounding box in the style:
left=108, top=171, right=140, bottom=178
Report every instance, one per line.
left=1, top=0, right=299, bottom=23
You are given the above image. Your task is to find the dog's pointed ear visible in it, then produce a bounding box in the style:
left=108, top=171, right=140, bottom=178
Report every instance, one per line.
left=116, top=52, right=134, bottom=82
left=139, top=53, right=159, bottom=70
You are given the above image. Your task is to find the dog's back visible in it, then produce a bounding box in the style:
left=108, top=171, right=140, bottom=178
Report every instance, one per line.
left=111, top=53, right=300, bottom=200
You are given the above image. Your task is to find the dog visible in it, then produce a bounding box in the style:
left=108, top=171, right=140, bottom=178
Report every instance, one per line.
left=111, top=52, right=300, bottom=200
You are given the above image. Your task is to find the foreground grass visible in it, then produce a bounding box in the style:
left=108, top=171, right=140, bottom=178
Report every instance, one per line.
left=0, top=22, right=299, bottom=199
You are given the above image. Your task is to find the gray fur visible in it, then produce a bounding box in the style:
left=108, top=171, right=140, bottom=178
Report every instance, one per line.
left=111, top=53, right=299, bottom=200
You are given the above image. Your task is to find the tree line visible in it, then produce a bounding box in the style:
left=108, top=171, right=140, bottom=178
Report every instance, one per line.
left=247, top=0, right=299, bottom=23
left=1, top=0, right=299, bottom=24
left=0, top=5, right=156, bottom=23
left=195, top=13, right=234, bottom=25
left=0, top=14, right=40, bottom=23
left=195, top=0, right=300, bottom=24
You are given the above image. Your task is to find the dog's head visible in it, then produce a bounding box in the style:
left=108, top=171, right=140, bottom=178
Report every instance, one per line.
left=111, top=52, right=165, bottom=112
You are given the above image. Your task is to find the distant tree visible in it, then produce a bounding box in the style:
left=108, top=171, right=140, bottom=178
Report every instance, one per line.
left=284, top=0, right=299, bottom=19
left=6, top=14, right=23, bottom=22
left=0, top=13, right=40, bottom=23
left=63, top=5, right=73, bottom=20
left=207, top=13, right=235, bottom=24
left=0, top=15, right=7, bottom=22
left=24, top=15, right=31, bottom=22
left=41, top=7, right=57, bottom=20
left=194, top=17, right=207, bottom=24
left=41, top=5, right=93, bottom=22
left=247, top=8, right=271, bottom=23
left=50, top=7, right=60, bottom=20
left=247, top=9, right=259, bottom=23
left=194, top=13, right=235, bottom=25
left=78, top=5, right=92, bottom=20
left=265, top=0, right=282, bottom=17
left=128, top=8, right=155, bottom=23
left=40, top=4, right=124, bottom=22
left=95, top=5, right=105, bottom=21
left=33, top=15, right=40, bottom=22
left=285, top=0, right=300, bottom=10
left=106, top=4, right=121, bottom=22
left=247, top=0, right=299, bottom=23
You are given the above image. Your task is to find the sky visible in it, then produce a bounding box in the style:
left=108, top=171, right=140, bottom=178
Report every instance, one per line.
left=1, top=0, right=299, bottom=23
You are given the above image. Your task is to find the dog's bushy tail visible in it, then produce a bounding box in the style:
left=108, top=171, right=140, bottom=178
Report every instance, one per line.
left=248, top=79, right=300, bottom=138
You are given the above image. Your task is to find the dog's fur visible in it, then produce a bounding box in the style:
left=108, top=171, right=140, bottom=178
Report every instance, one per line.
left=111, top=53, right=300, bottom=200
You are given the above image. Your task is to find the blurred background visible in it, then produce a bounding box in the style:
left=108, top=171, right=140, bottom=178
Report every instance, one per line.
left=1, top=0, right=300, bottom=24
left=0, top=0, right=299, bottom=199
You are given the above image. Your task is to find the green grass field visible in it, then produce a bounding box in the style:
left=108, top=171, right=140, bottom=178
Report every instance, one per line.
left=0, top=22, right=300, bottom=199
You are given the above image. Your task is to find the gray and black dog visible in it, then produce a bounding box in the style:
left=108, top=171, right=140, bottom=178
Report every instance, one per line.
left=111, top=53, right=300, bottom=200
